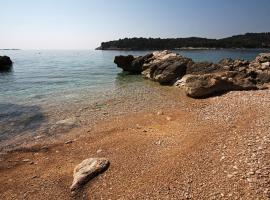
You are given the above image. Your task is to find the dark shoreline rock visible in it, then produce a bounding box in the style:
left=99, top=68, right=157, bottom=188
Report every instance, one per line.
left=114, top=51, right=270, bottom=98
left=0, top=56, right=13, bottom=72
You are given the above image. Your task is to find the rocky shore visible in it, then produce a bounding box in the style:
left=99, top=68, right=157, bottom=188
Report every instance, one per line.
left=114, top=51, right=270, bottom=98
left=0, top=56, right=12, bottom=72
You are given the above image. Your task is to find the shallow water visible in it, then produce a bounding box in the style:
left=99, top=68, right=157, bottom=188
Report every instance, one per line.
left=0, top=49, right=269, bottom=149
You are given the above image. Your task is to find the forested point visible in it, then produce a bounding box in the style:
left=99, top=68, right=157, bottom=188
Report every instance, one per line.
left=97, top=33, right=270, bottom=50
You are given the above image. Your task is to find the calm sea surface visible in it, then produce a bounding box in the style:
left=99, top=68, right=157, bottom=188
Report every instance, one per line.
left=0, top=49, right=269, bottom=148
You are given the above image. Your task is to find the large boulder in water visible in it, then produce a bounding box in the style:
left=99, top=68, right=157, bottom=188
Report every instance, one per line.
left=142, top=56, right=193, bottom=84
left=114, top=55, right=135, bottom=72
left=0, top=56, right=12, bottom=72
left=114, top=53, right=154, bottom=73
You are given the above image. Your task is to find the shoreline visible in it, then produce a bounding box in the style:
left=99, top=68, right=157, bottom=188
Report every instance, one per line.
left=0, top=89, right=270, bottom=199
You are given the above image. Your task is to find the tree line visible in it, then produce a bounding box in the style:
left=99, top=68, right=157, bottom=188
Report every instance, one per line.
left=97, top=33, right=270, bottom=50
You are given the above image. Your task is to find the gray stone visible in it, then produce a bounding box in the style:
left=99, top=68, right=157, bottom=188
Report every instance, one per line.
left=70, top=158, right=110, bottom=191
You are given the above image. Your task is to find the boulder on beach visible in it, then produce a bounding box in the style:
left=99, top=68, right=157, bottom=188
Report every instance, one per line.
left=0, top=56, right=12, bottom=72
left=70, top=158, right=110, bottom=191
left=178, top=72, right=258, bottom=98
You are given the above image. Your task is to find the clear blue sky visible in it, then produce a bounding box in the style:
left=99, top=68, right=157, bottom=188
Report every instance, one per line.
left=0, top=0, right=269, bottom=49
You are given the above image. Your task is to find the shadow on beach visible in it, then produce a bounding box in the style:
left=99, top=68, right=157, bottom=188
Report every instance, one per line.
left=0, top=103, right=46, bottom=143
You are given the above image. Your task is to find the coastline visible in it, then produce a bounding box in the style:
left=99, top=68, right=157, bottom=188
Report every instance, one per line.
left=96, top=47, right=270, bottom=51
left=1, top=88, right=270, bottom=199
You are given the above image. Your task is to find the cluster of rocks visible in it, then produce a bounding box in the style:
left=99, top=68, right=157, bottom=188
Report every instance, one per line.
left=0, top=56, right=12, bottom=72
left=114, top=51, right=270, bottom=98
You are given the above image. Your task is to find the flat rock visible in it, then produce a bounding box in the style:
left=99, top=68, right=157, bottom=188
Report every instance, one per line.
left=70, top=158, right=110, bottom=191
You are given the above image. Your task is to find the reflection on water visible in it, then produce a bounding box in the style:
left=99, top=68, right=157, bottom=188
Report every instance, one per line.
left=115, top=72, right=143, bottom=86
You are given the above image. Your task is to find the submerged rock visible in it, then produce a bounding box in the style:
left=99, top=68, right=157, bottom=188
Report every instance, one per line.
left=70, top=158, right=110, bottom=191
left=0, top=56, right=12, bottom=72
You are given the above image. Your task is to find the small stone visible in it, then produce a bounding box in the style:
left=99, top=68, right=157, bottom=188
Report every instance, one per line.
left=247, top=178, right=254, bottom=183
left=136, top=124, right=141, bottom=129
left=65, top=140, right=73, bottom=144
left=255, top=169, right=261, bottom=174
left=143, top=129, right=147, bottom=133
left=22, top=159, right=30, bottom=162
left=34, top=135, right=43, bottom=140
left=233, top=165, right=238, bottom=170
left=221, top=76, right=227, bottom=80
left=220, top=156, right=225, bottom=161
left=70, top=158, right=110, bottom=191
left=41, top=146, right=49, bottom=151
left=96, top=149, right=102, bottom=154
left=247, top=171, right=255, bottom=176
left=227, top=174, right=234, bottom=178
left=155, top=140, right=162, bottom=145
left=166, top=116, right=172, bottom=121
left=157, top=111, right=164, bottom=116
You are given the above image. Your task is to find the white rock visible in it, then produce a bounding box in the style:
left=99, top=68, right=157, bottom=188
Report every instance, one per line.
left=70, top=158, right=109, bottom=191
left=166, top=116, right=172, bottom=121
left=261, top=62, right=270, bottom=69
left=157, top=111, right=164, bottom=116
left=96, top=149, right=102, bottom=154
left=174, top=74, right=193, bottom=88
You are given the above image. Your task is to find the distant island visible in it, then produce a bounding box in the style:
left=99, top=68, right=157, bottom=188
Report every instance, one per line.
left=0, top=49, right=21, bottom=50
left=96, top=33, right=270, bottom=50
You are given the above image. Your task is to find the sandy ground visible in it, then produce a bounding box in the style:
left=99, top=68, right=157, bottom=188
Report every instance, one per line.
left=0, top=89, right=270, bottom=200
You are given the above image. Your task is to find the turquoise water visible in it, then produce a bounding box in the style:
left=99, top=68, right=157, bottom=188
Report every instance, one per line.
left=1, top=49, right=268, bottom=105
left=0, top=49, right=269, bottom=148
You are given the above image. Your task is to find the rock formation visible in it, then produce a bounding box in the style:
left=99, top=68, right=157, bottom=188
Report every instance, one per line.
left=114, top=51, right=270, bottom=98
left=0, top=56, right=12, bottom=72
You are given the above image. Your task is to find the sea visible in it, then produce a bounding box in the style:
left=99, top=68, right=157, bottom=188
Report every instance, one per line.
left=0, top=49, right=269, bottom=149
